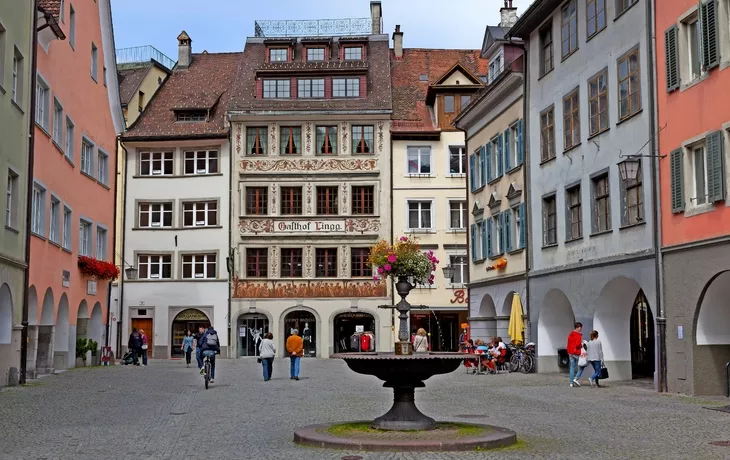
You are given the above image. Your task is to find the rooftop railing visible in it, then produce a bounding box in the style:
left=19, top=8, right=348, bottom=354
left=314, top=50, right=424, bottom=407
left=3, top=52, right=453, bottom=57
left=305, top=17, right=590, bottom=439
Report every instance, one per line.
left=254, top=17, right=381, bottom=37
left=115, top=45, right=176, bottom=71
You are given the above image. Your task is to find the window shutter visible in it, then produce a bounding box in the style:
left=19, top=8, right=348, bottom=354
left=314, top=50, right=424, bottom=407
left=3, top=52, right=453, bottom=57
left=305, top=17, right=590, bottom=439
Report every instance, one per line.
left=517, top=119, right=525, bottom=165
left=706, top=131, right=726, bottom=202
left=519, top=203, right=526, bottom=249
left=325, top=77, right=332, bottom=98
left=619, top=174, right=628, bottom=227
left=469, top=154, right=476, bottom=192
left=504, top=128, right=511, bottom=172
left=505, top=211, right=512, bottom=252
left=700, top=0, right=719, bottom=70
left=291, top=78, right=298, bottom=99
left=542, top=201, right=548, bottom=246
left=256, top=79, right=263, bottom=99
left=565, top=193, right=572, bottom=240
left=359, top=75, right=367, bottom=97
left=590, top=179, right=598, bottom=234
left=480, top=145, right=487, bottom=187
left=470, top=224, right=477, bottom=261
left=497, top=134, right=504, bottom=177
left=664, top=26, right=680, bottom=92
left=486, top=143, right=492, bottom=183
left=486, top=219, right=492, bottom=258
left=670, top=148, right=685, bottom=213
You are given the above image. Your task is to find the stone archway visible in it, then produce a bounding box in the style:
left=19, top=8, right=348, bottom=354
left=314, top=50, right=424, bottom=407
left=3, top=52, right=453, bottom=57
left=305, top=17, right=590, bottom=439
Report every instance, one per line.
left=473, top=295, right=497, bottom=342
left=170, top=308, right=211, bottom=357
left=236, top=311, right=272, bottom=357
left=36, top=288, right=55, bottom=373
left=693, top=270, right=730, bottom=395
left=54, top=294, right=70, bottom=369
left=0, top=283, right=12, bottom=345
left=537, top=289, right=575, bottom=370
left=332, top=310, right=376, bottom=353
left=26, top=286, right=39, bottom=378
left=503, top=291, right=524, bottom=344
left=89, top=302, right=103, bottom=348
left=281, top=306, right=321, bottom=358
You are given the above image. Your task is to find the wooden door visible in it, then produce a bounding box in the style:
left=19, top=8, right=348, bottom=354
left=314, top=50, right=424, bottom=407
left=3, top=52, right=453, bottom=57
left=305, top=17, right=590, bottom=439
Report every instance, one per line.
left=132, top=318, right=153, bottom=357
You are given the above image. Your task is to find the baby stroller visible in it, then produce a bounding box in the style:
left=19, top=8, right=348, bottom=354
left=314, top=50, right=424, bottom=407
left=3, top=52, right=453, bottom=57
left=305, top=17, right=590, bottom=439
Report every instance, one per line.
left=122, top=349, right=135, bottom=365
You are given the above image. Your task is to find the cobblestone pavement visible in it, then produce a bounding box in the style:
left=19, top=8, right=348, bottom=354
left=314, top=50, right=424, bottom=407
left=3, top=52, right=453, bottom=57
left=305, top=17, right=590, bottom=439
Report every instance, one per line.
left=1, top=358, right=730, bottom=459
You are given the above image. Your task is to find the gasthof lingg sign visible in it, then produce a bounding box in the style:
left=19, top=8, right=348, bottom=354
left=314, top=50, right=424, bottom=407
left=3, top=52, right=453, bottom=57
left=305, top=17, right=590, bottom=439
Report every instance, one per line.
left=276, top=220, right=346, bottom=233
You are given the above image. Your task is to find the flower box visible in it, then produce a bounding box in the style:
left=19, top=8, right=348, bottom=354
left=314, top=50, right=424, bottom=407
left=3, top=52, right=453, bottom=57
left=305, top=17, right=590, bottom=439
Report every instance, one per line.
left=78, top=256, right=120, bottom=281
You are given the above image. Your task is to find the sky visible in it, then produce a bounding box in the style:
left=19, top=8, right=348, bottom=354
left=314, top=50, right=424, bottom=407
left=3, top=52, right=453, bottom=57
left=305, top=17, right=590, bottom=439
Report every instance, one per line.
left=111, top=0, right=534, bottom=59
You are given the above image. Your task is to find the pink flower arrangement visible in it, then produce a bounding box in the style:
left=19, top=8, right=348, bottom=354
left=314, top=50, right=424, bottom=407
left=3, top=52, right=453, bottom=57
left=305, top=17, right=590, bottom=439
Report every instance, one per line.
left=368, top=236, right=439, bottom=285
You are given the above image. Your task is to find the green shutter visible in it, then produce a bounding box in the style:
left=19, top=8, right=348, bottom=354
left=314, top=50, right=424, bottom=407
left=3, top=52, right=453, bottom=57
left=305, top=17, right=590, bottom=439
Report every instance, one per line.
left=706, top=131, right=726, bottom=202
left=700, top=0, right=719, bottom=70
left=670, top=148, right=685, bottom=213
left=518, top=203, right=526, bottom=249
left=664, top=26, right=680, bottom=92
left=470, top=224, right=477, bottom=261
left=516, top=119, right=525, bottom=165
left=504, top=128, right=512, bottom=172
left=469, top=154, right=476, bottom=192
left=485, top=143, right=492, bottom=183
left=486, top=219, right=493, bottom=258
left=497, top=134, right=504, bottom=177
left=480, top=145, right=487, bottom=187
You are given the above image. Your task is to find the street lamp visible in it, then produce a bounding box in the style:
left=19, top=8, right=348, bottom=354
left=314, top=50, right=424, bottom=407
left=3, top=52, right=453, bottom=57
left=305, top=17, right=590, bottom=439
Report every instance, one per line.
left=124, top=266, right=138, bottom=280
left=619, top=159, right=641, bottom=182
left=441, top=265, right=454, bottom=282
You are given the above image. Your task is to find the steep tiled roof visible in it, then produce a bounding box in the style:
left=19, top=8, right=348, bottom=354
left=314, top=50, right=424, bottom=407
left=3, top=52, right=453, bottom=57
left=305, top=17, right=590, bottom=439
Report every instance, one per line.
left=228, top=38, right=392, bottom=114
left=390, top=49, right=488, bottom=132
left=118, top=63, right=152, bottom=106
left=38, top=0, right=62, bottom=22
left=123, top=52, right=243, bottom=140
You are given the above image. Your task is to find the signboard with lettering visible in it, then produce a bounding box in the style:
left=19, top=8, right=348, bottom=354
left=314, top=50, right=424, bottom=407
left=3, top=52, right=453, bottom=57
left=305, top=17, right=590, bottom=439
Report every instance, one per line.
left=276, top=220, right=346, bottom=233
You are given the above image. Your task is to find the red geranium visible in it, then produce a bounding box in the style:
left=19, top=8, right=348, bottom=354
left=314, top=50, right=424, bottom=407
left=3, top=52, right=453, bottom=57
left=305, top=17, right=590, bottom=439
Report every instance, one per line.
left=78, top=256, right=120, bottom=281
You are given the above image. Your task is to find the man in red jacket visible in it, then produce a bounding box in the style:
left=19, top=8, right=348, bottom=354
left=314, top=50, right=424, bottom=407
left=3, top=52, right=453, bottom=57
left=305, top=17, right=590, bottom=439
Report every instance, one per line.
left=567, top=322, right=583, bottom=387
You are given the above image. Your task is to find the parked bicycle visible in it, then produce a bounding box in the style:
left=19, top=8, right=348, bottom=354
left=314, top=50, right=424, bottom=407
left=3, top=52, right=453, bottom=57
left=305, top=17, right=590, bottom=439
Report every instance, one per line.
left=509, top=342, right=536, bottom=374
left=203, top=354, right=212, bottom=389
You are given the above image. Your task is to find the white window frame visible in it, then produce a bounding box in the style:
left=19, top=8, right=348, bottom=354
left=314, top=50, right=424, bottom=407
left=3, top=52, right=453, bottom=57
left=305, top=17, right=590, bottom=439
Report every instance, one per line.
left=138, top=202, right=173, bottom=228
left=52, top=97, right=63, bottom=147
left=512, top=205, right=523, bottom=250
left=49, top=195, right=61, bottom=244
left=79, top=218, right=92, bottom=256
left=690, top=143, right=709, bottom=205
left=492, top=214, right=503, bottom=255
left=448, top=200, right=467, bottom=230
left=91, top=42, right=98, bottom=81
left=65, top=116, right=74, bottom=161
left=181, top=253, right=217, bottom=279
left=183, top=201, right=218, bottom=227
left=184, top=150, right=218, bottom=175
left=12, top=48, right=22, bottom=104
left=97, top=149, right=109, bottom=185
left=5, top=169, right=19, bottom=230
left=405, top=199, right=435, bottom=232
left=81, top=137, right=95, bottom=176
left=448, top=146, right=466, bottom=176
left=35, top=74, right=50, bottom=131
left=139, top=151, right=174, bottom=176
left=487, top=49, right=504, bottom=84
left=406, top=146, right=433, bottom=176
left=474, top=220, right=484, bottom=260
left=96, top=226, right=108, bottom=260
left=137, top=254, right=172, bottom=280
left=448, top=254, right=467, bottom=286
left=62, top=204, right=72, bottom=250
left=490, top=137, right=499, bottom=179
left=509, top=122, right=519, bottom=169
left=31, top=182, right=46, bottom=236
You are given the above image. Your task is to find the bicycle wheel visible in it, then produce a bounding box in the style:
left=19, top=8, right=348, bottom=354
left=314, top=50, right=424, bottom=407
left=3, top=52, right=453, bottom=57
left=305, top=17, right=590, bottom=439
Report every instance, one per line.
left=522, top=354, right=534, bottom=374
left=204, top=361, right=210, bottom=389
left=509, top=354, right=520, bottom=372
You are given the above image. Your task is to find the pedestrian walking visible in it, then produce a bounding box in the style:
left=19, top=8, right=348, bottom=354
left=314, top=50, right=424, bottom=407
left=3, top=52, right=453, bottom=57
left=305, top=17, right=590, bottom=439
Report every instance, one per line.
left=587, top=330, right=605, bottom=387
left=286, top=329, right=304, bottom=380
left=259, top=332, right=276, bottom=381
left=182, top=329, right=194, bottom=367
left=139, top=329, right=149, bottom=366
left=413, top=328, right=428, bottom=352
left=567, top=322, right=583, bottom=387
left=128, top=328, right=142, bottom=366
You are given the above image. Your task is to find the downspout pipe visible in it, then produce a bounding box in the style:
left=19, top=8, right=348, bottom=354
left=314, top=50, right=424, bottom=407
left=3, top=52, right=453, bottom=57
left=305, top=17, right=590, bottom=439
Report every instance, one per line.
left=227, top=118, right=233, bottom=359
left=20, top=0, right=40, bottom=385
left=117, top=141, right=130, bottom=358
left=645, top=0, right=666, bottom=393
left=106, top=135, right=122, bottom=352
left=454, top=125, right=471, bottom=314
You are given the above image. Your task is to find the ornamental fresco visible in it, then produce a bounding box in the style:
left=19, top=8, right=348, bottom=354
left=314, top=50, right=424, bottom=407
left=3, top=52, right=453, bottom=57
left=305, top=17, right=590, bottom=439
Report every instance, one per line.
left=239, top=158, right=378, bottom=173
left=231, top=278, right=387, bottom=299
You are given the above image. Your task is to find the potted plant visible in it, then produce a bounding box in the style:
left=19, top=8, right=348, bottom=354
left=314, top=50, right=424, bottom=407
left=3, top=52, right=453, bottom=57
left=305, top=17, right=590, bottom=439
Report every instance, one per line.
left=368, top=235, right=439, bottom=288
left=77, top=256, right=121, bottom=281
left=75, top=337, right=90, bottom=367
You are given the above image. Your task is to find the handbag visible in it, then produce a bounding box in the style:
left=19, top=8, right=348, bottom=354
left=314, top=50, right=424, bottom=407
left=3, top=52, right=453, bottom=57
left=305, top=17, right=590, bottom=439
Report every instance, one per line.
left=578, top=356, right=587, bottom=367
left=257, top=357, right=262, bottom=364
left=599, top=364, right=609, bottom=379
left=141, top=344, right=148, bottom=350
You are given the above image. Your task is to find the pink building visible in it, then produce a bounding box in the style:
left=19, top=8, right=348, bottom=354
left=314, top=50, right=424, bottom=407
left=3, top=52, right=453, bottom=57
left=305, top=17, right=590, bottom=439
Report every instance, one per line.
left=27, top=0, right=123, bottom=374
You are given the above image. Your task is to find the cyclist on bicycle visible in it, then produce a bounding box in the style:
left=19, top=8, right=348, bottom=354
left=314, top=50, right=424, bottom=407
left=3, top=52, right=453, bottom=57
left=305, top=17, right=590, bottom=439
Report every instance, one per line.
left=198, top=326, right=221, bottom=384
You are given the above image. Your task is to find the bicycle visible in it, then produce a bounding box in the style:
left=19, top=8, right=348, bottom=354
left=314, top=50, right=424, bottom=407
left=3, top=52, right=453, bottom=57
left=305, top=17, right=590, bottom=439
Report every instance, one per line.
left=203, top=354, right=212, bottom=389
left=509, top=343, right=536, bottom=374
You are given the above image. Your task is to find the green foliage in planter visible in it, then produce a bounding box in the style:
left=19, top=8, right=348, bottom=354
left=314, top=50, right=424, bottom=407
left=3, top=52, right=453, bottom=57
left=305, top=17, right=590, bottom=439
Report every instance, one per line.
left=75, top=338, right=99, bottom=360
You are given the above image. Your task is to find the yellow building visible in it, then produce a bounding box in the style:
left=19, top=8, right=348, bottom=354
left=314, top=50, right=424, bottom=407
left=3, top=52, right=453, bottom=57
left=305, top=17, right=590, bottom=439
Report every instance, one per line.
left=390, top=28, right=487, bottom=351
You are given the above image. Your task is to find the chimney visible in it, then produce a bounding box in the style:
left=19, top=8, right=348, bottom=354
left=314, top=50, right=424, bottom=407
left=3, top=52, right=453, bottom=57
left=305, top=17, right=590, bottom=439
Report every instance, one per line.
left=370, top=1, right=382, bottom=34
left=393, top=25, right=403, bottom=59
left=500, top=0, right=518, bottom=28
left=177, top=30, right=192, bottom=69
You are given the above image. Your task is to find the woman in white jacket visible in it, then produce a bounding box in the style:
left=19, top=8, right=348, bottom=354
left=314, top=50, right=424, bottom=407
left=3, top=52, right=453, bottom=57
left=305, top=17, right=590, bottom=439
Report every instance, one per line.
left=259, top=332, right=276, bottom=381
left=586, top=330, right=604, bottom=387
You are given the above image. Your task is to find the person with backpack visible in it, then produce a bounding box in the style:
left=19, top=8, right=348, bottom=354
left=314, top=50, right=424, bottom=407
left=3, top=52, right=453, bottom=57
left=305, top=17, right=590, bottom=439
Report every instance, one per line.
left=198, top=326, right=221, bottom=384
left=128, top=328, right=142, bottom=366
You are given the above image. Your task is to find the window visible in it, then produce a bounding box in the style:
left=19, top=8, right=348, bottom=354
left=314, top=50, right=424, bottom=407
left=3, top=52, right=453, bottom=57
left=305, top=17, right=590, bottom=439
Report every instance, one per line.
left=685, top=15, right=702, bottom=81
left=471, top=147, right=485, bottom=188
left=692, top=146, right=708, bottom=205
left=593, top=175, right=610, bottom=232
left=281, top=248, right=303, bottom=277
left=81, top=138, right=94, bottom=176
left=407, top=146, right=431, bottom=174
left=449, top=201, right=467, bottom=230
left=5, top=170, right=19, bottom=229
left=617, top=0, right=638, bottom=15
left=540, top=106, right=556, bottom=162
left=65, top=116, right=74, bottom=160
left=488, top=54, right=503, bottom=83
left=246, top=248, right=268, bottom=278
left=511, top=204, right=525, bottom=250
left=444, top=95, right=455, bottom=113
left=315, top=248, right=338, bottom=277
left=449, top=146, right=466, bottom=175
left=97, top=150, right=109, bottom=185
left=138, top=202, right=173, bottom=228
left=269, top=48, right=288, bottom=62
left=461, top=95, right=471, bottom=109
left=332, top=78, right=360, bottom=97
left=280, top=187, right=303, bottom=215
left=489, top=137, right=499, bottom=179
left=307, top=47, right=325, bottom=61
left=245, top=187, right=268, bottom=215
left=0, top=26, right=6, bottom=88
left=182, top=254, right=217, bottom=279
left=407, top=201, right=432, bottom=230
left=352, top=186, right=374, bottom=215
left=69, top=6, right=75, bottom=47
left=176, top=111, right=206, bottom=122
left=184, top=150, right=218, bottom=174
left=96, top=227, right=107, bottom=260
left=246, top=127, right=268, bottom=155
left=563, top=89, right=580, bottom=150
left=62, top=206, right=71, bottom=250
left=352, top=125, right=374, bottom=153
left=52, top=98, right=63, bottom=146
left=566, top=185, right=582, bottom=240
left=91, top=43, right=98, bottom=81
left=540, top=25, right=554, bottom=76
left=561, top=0, right=578, bottom=58
left=138, top=254, right=172, bottom=279
left=507, top=123, right=520, bottom=169
left=298, top=78, right=325, bottom=98
left=316, top=186, right=339, bottom=215
left=623, top=162, right=644, bottom=224
left=263, top=79, right=290, bottom=98
left=472, top=221, right=484, bottom=260
left=79, top=219, right=92, bottom=256
left=183, top=201, right=218, bottom=227
left=492, top=214, right=504, bottom=255
left=588, top=70, right=609, bottom=135
left=587, top=0, right=606, bottom=38
left=543, top=195, right=557, bottom=246
left=280, top=126, right=302, bottom=155
left=139, top=151, right=173, bottom=176
left=138, top=90, right=145, bottom=113
left=316, top=126, right=337, bottom=154
left=449, top=255, right=467, bottom=285
left=31, top=183, right=45, bottom=236
left=49, top=197, right=61, bottom=244
left=351, top=248, right=371, bottom=277
left=617, top=48, right=641, bottom=120
left=35, top=76, right=50, bottom=130
left=12, top=49, right=23, bottom=104
left=103, top=66, right=107, bottom=86
left=344, top=46, right=362, bottom=60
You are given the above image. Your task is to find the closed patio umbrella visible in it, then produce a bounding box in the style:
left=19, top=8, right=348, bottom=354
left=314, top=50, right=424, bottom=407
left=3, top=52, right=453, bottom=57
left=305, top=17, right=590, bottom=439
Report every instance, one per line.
left=508, top=294, right=524, bottom=345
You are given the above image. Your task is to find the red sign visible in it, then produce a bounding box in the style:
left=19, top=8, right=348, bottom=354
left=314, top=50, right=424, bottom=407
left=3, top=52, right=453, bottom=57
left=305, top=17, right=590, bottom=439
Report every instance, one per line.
left=450, top=289, right=469, bottom=304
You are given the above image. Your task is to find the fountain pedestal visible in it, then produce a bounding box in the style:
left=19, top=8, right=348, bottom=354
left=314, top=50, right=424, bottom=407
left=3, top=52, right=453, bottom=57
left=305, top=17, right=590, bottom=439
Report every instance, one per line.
left=374, top=381, right=434, bottom=430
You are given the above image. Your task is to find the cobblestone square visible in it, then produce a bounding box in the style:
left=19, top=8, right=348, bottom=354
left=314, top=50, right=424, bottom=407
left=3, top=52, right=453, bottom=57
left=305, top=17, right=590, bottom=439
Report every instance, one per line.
left=1, top=358, right=729, bottom=459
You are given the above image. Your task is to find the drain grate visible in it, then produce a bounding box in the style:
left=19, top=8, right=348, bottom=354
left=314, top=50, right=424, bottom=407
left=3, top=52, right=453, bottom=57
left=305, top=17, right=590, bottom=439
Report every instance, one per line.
left=341, top=456, right=363, bottom=460
left=455, top=414, right=487, bottom=419
left=710, top=441, right=730, bottom=447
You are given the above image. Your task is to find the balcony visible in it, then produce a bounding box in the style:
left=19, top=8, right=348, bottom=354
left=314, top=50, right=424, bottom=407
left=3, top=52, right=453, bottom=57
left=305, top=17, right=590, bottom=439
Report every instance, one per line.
left=116, top=45, right=176, bottom=71
left=254, top=17, right=381, bottom=38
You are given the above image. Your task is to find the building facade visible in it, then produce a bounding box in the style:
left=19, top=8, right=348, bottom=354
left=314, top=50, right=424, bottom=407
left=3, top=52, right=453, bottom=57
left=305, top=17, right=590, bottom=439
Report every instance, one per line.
left=390, top=31, right=487, bottom=350
left=510, top=0, right=659, bottom=381
left=0, top=0, right=34, bottom=386
left=456, top=6, right=527, bottom=345
left=229, top=3, right=394, bottom=359
left=27, top=0, right=124, bottom=375
left=120, top=33, right=237, bottom=358
left=657, top=0, right=730, bottom=395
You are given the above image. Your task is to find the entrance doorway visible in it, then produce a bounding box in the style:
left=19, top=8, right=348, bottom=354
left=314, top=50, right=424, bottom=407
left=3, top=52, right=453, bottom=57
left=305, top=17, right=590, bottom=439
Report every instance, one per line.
left=238, top=313, right=269, bottom=357
left=630, top=290, right=655, bottom=379
left=284, top=310, right=316, bottom=357
left=132, top=318, right=153, bottom=357
left=410, top=312, right=463, bottom=352
left=170, top=309, right=210, bottom=357
left=333, top=312, right=375, bottom=353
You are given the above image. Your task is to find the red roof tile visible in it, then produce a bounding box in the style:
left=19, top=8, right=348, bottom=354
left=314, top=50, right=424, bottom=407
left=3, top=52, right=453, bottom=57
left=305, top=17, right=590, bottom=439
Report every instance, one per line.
left=390, top=49, right=488, bottom=132
left=118, top=64, right=152, bottom=106
left=123, top=52, right=243, bottom=140
left=38, top=0, right=62, bottom=22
